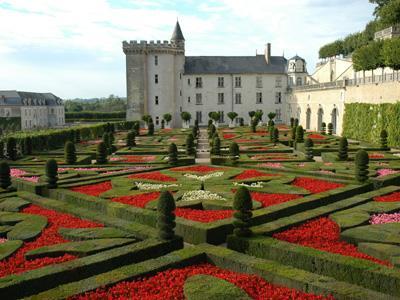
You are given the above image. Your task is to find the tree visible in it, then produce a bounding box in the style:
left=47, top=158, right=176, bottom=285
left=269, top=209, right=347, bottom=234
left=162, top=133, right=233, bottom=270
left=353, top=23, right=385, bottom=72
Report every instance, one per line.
left=142, top=114, right=152, bottom=125
left=163, top=113, right=172, bottom=126
left=45, top=159, right=58, bottom=188
left=6, top=137, right=17, bottom=161
left=102, top=133, right=110, bottom=149
left=370, top=0, right=392, bottom=16
left=353, top=41, right=384, bottom=78
left=64, top=141, right=77, bottom=164
left=233, top=186, right=253, bottom=237
left=212, top=137, right=221, bottom=155
left=0, top=161, right=11, bottom=189
left=267, top=112, right=276, bottom=126
left=210, top=111, right=221, bottom=124
left=180, top=111, right=191, bottom=126
left=229, top=142, right=240, bottom=164
left=338, top=137, right=349, bottom=161
left=157, top=191, right=176, bottom=240
left=383, top=37, right=400, bottom=70
left=295, top=126, right=304, bottom=143
left=254, top=110, right=263, bottom=122
left=168, top=143, right=178, bottom=166
left=355, top=150, right=369, bottom=183
left=250, top=118, right=258, bottom=133
left=96, top=142, right=108, bottom=164
left=377, top=0, right=400, bottom=28
left=126, top=131, right=136, bottom=148
left=227, top=112, right=238, bottom=127
left=380, top=129, right=389, bottom=150
left=304, top=138, right=314, bottom=161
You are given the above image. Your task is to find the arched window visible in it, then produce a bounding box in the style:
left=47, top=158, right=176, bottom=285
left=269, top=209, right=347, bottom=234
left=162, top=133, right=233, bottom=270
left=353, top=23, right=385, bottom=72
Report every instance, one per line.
left=317, top=108, right=324, bottom=131
left=296, top=77, right=302, bottom=86
left=331, top=108, right=338, bottom=134
left=306, top=108, right=311, bottom=130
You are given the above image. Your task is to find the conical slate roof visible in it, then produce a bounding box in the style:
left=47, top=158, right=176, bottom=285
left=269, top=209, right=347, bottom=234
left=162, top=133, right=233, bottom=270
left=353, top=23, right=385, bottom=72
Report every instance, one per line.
left=171, top=21, right=185, bottom=41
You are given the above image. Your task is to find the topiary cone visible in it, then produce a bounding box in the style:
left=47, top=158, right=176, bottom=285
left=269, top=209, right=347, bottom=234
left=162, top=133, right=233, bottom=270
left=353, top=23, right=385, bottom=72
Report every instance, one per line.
left=272, top=128, right=279, bottom=144
left=212, top=137, right=221, bottom=155
left=355, top=149, right=369, bottom=183
left=186, top=134, right=195, bottom=156
left=337, top=137, right=348, bottom=161
left=233, top=186, right=253, bottom=237
left=157, top=191, right=176, bottom=240
left=45, top=159, right=58, bottom=188
left=327, top=123, right=333, bottom=135
left=168, top=143, right=178, bottom=166
left=0, top=161, right=11, bottom=189
left=380, top=129, right=389, bottom=150
left=229, top=142, right=240, bottom=164
left=64, top=141, right=77, bottom=164
left=295, top=126, right=304, bottom=143
left=304, top=138, right=314, bottom=161
left=96, top=142, right=108, bottom=164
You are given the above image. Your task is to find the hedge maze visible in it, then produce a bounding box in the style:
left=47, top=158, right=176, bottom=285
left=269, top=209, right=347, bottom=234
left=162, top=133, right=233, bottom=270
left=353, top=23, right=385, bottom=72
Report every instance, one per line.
left=0, top=121, right=399, bottom=299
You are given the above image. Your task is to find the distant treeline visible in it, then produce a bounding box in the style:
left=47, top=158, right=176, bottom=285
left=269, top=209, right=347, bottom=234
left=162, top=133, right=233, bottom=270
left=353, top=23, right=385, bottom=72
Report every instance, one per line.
left=65, top=111, right=126, bottom=120
left=65, top=95, right=127, bottom=112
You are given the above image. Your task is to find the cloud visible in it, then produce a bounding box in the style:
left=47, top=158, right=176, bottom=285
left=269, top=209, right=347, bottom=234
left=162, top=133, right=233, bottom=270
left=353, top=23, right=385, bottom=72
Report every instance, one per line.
left=0, top=0, right=375, bottom=98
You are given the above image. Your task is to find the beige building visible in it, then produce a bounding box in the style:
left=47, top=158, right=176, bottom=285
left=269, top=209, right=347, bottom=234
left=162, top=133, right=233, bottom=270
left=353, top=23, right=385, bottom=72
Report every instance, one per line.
left=0, top=91, right=65, bottom=131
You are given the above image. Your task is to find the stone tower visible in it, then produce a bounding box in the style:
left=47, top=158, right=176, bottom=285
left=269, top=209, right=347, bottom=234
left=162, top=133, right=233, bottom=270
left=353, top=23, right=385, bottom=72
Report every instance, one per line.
left=123, top=21, right=185, bottom=126
left=287, top=55, right=307, bottom=87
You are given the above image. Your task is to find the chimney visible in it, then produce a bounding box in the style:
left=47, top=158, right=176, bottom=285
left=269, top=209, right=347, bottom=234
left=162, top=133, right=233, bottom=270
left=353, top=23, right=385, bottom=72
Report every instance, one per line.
left=265, top=43, right=271, bottom=64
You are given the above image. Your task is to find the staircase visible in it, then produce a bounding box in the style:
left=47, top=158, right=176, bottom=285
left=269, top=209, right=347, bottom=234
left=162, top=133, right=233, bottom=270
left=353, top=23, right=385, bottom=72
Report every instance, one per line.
left=195, top=128, right=211, bottom=164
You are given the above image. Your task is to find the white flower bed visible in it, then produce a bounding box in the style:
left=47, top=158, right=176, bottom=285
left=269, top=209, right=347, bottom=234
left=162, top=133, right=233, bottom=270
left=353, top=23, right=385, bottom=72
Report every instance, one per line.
left=183, top=172, right=224, bottom=181
left=233, top=181, right=264, bottom=188
left=135, top=182, right=179, bottom=190
left=181, top=190, right=227, bottom=202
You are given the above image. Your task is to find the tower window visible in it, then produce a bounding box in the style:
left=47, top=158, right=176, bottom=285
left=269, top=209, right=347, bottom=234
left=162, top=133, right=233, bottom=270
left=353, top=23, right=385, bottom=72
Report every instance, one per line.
left=196, top=93, right=202, bottom=105
left=296, top=77, right=302, bottom=86
left=156, top=116, right=159, bottom=125
left=155, top=56, right=158, bottom=66
left=235, top=77, right=241, bottom=88
left=188, top=96, right=191, bottom=103
left=235, top=93, right=242, bottom=104
left=218, top=77, right=224, bottom=88
left=187, top=78, right=191, bottom=85
left=155, top=74, right=159, bottom=84
left=275, top=92, right=282, bottom=104
left=196, top=77, right=202, bottom=88
left=256, top=92, right=262, bottom=104
left=218, top=93, right=224, bottom=104
left=155, top=96, right=159, bottom=105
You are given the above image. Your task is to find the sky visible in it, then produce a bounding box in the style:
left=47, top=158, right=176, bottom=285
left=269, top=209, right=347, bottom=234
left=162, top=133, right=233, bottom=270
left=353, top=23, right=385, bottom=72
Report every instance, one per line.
left=0, top=0, right=375, bottom=99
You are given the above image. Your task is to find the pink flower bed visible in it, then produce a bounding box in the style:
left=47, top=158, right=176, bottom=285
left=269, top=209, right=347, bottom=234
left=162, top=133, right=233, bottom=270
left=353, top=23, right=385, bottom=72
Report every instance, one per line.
left=376, top=169, right=399, bottom=177
left=10, top=168, right=39, bottom=183
left=257, top=162, right=283, bottom=169
left=370, top=212, right=400, bottom=225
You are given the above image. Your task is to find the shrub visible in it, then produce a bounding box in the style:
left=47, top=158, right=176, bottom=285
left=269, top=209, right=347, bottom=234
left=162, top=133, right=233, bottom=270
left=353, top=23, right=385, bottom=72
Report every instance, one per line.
left=355, top=149, right=369, bottom=183
left=6, top=137, right=17, bottom=161
left=250, top=118, right=258, bottom=133
left=161, top=119, right=165, bottom=129
left=229, top=142, right=240, bottom=163
left=290, top=117, right=295, bottom=128
left=126, top=131, right=136, bottom=148
left=295, top=126, right=304, bottom=143
left=102, top=133, right=110, bottom=149
left=337, top=137, right=348, bottom=161
left=208, top=119, right=213, bottom=127
left=233, top=186, right=253, bottom=237
left=163, top=113, right=172, bottom=126
left=24, top=137, right=33, bottom=155
left=192, top=126, right=198, bottom=138
left=186, top=134, right=195, bottom=156
left=64, top=141, right=77, bottom=164
left=304, top=138, right=314, bottom=161
left=45, top=159, right=58, bottom=188
left=294, top=118, right=299, bottom=127
left=168, top=143, right=178, bottom=166
left=96, top=142, right=108, bottom=164
left=212, top=137, right=221, bottom=155
left=289, top=126, right=297, bottom=147
left=208, top=124, right=216, bottom=139
left=0, top=161, right=11, bottom=189
left=148, top=121, right=155, bottom=136
left=133, top=121, right=140, bottom=135
left=327, top=123, right=333, bottom=135
left=321, top=122, right=326, bottom=135
left=157, top=191, right=176, bottom=240
left=380, top=129, right=389, bottom=150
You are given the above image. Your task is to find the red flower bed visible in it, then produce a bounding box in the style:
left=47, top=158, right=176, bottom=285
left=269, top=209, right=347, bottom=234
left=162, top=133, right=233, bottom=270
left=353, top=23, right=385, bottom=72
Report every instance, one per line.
left=374, top=191, right=400, bottom=202
left=273, top=217, right=390, bottom=266
left=369, top=153, right=385, bottom=159
left=234, top=169, right=277, bottom=180
left=307, top=134, right=326, bottom=139
left=171, top=165, right=223, bottom=173
left=129, top=171, right=177, bottom=182
left=291, top=177, right=344, bottom=194
left=0, top=205, right=102, bottom=278
left=121, top=155, right=156, bottom=163
left=70, top=181, right=112, bottom=197
left=112, top=192, right=161, bottom=208
left=72, top=262, right=332, bottom=300
left=175, top=208, right=233, bottom=223
left=251, top=192, right=302, bottom=207
left=223, top=134, right=236, bottom=139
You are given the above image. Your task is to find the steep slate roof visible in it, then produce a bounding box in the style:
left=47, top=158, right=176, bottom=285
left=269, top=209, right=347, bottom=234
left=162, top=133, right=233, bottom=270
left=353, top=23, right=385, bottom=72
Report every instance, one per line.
left=171, top=21, right=185, bottom=41
left=0, top=90, right=63, bottom=106
left=184, top=55, right=287, bottom=75
left=290, top=55, right=305, bottom=61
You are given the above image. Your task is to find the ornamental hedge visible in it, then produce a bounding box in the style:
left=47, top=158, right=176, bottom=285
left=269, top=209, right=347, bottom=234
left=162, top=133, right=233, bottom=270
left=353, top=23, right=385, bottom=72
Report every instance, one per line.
left=343, top=102, right=400, bottom=147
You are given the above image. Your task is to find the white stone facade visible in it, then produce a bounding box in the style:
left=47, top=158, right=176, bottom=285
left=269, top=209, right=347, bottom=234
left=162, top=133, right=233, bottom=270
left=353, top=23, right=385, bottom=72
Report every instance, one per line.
left=0, top=91, right=65, bottom=131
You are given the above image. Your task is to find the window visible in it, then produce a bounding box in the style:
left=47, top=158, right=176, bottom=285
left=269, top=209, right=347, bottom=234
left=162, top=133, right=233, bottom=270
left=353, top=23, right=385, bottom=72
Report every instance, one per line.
left=296, top=77, right=302, bottom=86
left=256, top=92, right=262, bottom=104
left=196, top=111, right=202, bottom=123
left=275, top=77, right=282, bottom=88
left=275, top=109, right=282, bottom=121
left=256, top=76, right=262, bottom=88
left=155, top=116, right=159, bottom=125
left=180, top=90, right=182, bottom=96
left=289, top=77, right=294, bottom=86
left=155, top=74, right=159, bottom=84
left=154, top=56, right=158, bottom=66
left=218, top=111, right=224, bottom=123
left=235, top=93, right=242, bottom=104
left=196, top=93, right=202, bottom=105
left=235, top=76, right=241, bottom=88
left=196, top=77, right=202, bottom=88
left=155, top=96, right=159, bottom=105
left=218, top=77, right=224, bottom=88
left=188, top=96, right=191, bottom=103
left=218, top=93, right=224, bottom=104
left=275, top=92, right=282, bottom=104
left=187, top=78, right=191, bottom=85
left=180, top=73, right=182, bottom=79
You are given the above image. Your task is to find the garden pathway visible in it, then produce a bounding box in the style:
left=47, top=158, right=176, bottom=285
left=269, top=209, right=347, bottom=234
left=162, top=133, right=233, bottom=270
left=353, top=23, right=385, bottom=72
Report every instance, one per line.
left=195, top=128, right=211, bottom=164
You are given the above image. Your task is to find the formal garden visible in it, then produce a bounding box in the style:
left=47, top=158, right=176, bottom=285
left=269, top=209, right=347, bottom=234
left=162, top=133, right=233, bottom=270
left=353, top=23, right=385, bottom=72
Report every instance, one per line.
left=0, top=112, right=399, bottom=299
